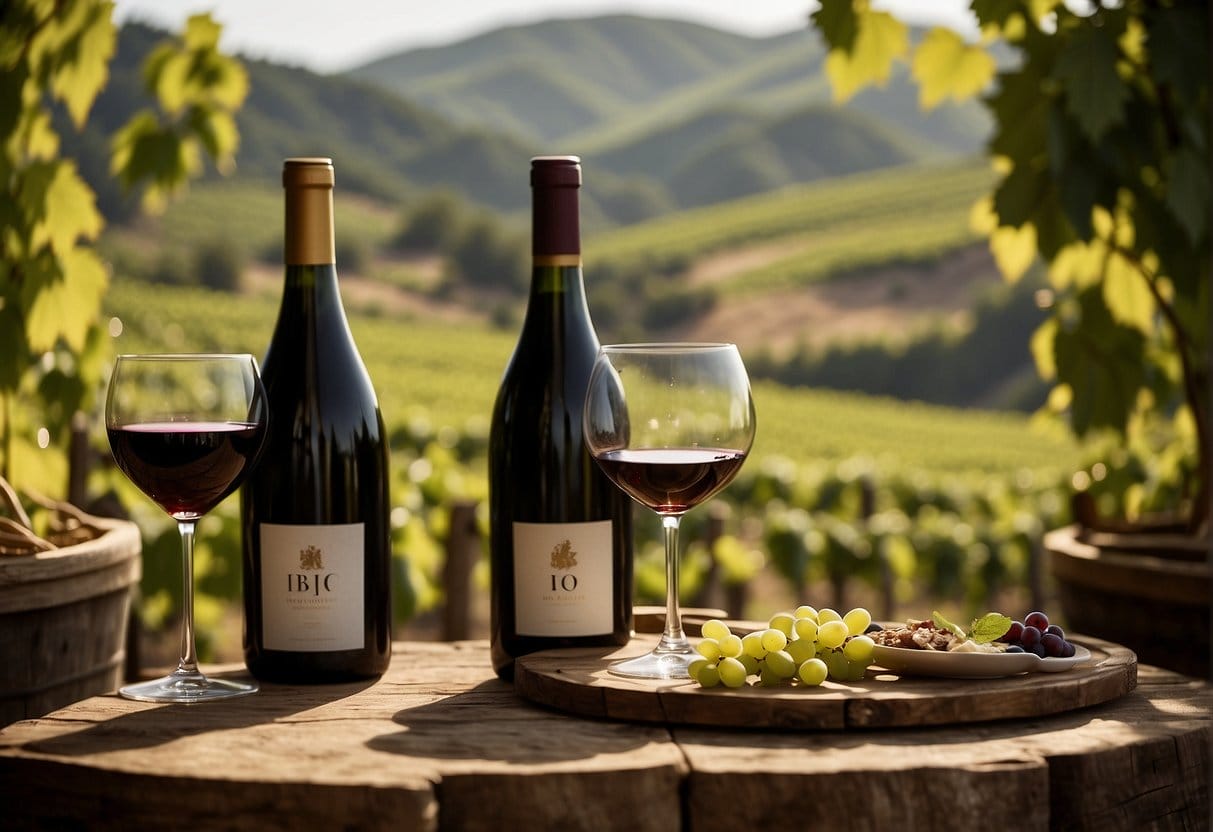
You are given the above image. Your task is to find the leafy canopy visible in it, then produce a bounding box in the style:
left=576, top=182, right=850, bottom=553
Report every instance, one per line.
left=810, top=0, right=1210, bottom=528
left=0, top=1, right=247, bottom=488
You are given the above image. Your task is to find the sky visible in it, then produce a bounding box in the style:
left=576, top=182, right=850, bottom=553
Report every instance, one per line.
left=110, top=0, right=980, bottom=74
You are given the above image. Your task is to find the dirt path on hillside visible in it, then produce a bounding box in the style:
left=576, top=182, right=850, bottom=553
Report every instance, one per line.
left=678, top=244, right=999, bottom=356
left=239, top=241, right=999, bottom=354
left=244, top=257, right=485, bottom=325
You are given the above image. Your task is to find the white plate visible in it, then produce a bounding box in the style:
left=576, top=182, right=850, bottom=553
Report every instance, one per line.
left=872, top=643, right=1093, bottom=679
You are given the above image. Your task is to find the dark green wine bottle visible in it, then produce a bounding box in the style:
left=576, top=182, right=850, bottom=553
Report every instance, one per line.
left=241, top=157, right=391, bottom=683
left=489, top=156, right=634, bottom=680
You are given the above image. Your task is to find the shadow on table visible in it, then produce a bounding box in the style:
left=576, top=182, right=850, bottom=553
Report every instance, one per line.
left=7, top=670, right=377, bottom=757
left=368, top=679, right=668, bottom=764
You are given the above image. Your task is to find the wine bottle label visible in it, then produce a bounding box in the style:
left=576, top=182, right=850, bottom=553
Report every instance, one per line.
left=259, top=522, right=365, bottom=651
left=512, top=520, right=614, bottom=637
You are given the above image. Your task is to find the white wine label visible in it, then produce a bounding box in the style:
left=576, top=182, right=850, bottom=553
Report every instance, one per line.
left=513, top=520, right=613, bottom=637
left=260, top=522, right=365, bottom=651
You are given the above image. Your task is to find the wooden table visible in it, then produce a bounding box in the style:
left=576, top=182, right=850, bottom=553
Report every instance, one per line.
left=0, top=640, right=1209, bottom=831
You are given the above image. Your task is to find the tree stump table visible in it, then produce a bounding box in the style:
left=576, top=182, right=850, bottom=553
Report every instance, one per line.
left=0, top=639, right=1208, bottom=831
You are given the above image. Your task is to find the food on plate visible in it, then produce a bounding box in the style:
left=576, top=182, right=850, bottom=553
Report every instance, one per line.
left=868, top=609, right=1078, bottom=658
left=689, top=605, right=877, bottom=689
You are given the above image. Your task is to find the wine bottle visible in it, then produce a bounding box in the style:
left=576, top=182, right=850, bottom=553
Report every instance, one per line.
left=489, top=156, right=634, bottom=680
left=241, top=157, right=391, bottom=683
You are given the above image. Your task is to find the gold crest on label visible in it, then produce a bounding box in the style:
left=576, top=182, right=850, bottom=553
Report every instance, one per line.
left=299, top=545, right=324, bottom=570
left=550, top=540, right=577, bottom=570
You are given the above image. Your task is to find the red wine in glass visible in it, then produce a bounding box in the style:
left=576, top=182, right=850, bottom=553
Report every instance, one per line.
left=108, top=421, right=265, bottom=520
left=105, top=353, right=267, bottom=703
left=583, top=343, right=756, bottom=679
left=594, top=448, right=747, bottom=515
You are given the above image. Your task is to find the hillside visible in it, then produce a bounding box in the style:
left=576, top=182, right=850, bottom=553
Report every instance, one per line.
left=348, top=14, right=992, bottom=202
left=349, top=16, right=775, bottom=141
left=78, top=23, right=540, bottom=215
left=75, top=17, right=989, bottom=223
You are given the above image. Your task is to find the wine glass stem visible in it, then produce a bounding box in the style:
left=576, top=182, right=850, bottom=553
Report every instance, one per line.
left=659, top=514, right=686, bottom=650
left=177, top=520, right=201, bottom=677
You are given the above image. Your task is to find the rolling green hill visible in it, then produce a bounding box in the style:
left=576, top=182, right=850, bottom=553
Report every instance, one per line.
left=347, top=14, right=992, bottom=208
left=349, top=16, right=774, bottom=141
left=102, top=279, right=1075, bottom=478
left=80, top=22, right=539, bottom=215
left=79, top=17, right=990, bottom=224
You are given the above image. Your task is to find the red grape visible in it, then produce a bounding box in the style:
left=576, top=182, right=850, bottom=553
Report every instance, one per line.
left=1020, top=625, right=1042, bottom=648
left=1024, top=611, right=1050, bottom=631
left=1040, top=633, right=1065, bottom=657
left=1003, top=620, right=1024, bottom=643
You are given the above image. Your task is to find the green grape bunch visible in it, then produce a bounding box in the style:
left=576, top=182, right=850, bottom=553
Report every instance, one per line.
left=689, top=606, right=877, bottom=689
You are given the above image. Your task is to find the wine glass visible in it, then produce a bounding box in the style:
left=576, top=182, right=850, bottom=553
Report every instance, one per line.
left=106, top=354, right=267, bottom=702
left=583, top=343, right=756, bottom=679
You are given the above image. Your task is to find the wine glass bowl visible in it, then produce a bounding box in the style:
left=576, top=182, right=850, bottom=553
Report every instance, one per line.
left=106, top=354, right=267, bottom=703
left=584, top=343, right=755, bottom=679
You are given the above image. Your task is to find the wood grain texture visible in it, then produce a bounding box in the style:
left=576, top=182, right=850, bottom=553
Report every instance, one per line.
left=0, top=641, right=685, bottom=831
left=0, top=640, right=1207, bottom=831
left=0, top=517, right=140, bottom=613
left=0, top=518, right=140, bottom=726
left=514, top=634, right=1138, bottom=729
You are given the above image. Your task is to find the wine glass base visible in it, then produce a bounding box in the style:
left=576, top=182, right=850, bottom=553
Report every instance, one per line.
left=609, top=644, right=698, bottom=680
left=119, top=671, right=258, bottom=704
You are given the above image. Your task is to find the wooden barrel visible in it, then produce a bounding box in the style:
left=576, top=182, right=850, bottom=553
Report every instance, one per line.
left=0, top=517, right=141, bottom=726
left=1047, top=524, right=1210, bottom=679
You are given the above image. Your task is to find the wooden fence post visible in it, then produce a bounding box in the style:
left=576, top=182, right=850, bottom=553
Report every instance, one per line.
left=442, top=500, right=479, bottom=641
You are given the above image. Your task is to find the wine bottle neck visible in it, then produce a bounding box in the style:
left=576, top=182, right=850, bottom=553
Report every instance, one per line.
left=529, top=264, right=587, bottom=298
left=283, top=159, right=335, bottom=266
left=283, top=263, right=340, bottom=292
left=531, top=157, right=580, bottom=261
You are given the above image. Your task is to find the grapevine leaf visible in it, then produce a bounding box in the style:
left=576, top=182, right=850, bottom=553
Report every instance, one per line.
left=1048, top=241, right=1104, bottom=291
left=970, top=613, right=1012, bottom=643
left=195, top=49, right=249, bottom=111
left=42, top=160, right=103, bottom=252
left=987, top=65, right=1050, bottom=163
left=110, top=110, right=183, bottom=190
left=1165, top=146, right=1209, bottom=245
left=811, top=0, right=859, bottom=52
left=1046, top=108, right=1119, bottom=241
left=911, top=28, right=996, bottom=108
left=0, top=284, right=26, bottom=392
left=1030, top=189, right=1079, bottom=262
left=20, top=109, right=61, bottom=161
left=931, top=609, right=965, bottom=639
left=992, top=164, right=1046, bottom=229
left=1101, top=250, right=1154, bottom=335
left=1053, top=288, right=1146, bottom=437
left=971, top=0, right=1020, bottom=28
left=824, top=9, right=908, bottom=102
left=19, top=160, right=102, bottom=254
left=989, top=222, right=1037, bottom=283
left=1026, top=0, right=1062, bottom=23
left=147, top=49, right=190, bottom=116
left=47, top=1, right=115, bottom=129
left=0, top=64, right=27, bottom=149
left=24, top=247, right=107, bottom=353
left=1147, top=5, right=1208, bottom=105
left=182, top=13, right=222, bottom=51
left=187, top=107, right=239, bottom=168
left=1029, top=316, right=1059, bottom=380
left=1050, top=24, right=1127, bottom=142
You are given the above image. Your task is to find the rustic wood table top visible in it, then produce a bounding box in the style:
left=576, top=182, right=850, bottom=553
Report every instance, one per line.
left=0, top=639, right=1209, bottom=831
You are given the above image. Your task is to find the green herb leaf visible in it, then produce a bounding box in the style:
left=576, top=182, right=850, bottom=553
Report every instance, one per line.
left=970, top=613, right=1013, bottom=644
left=931, top=610, right=965, bottom=639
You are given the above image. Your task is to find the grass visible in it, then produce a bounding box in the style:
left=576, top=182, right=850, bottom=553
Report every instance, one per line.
left=105, top=280, right=1077, bottom=481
